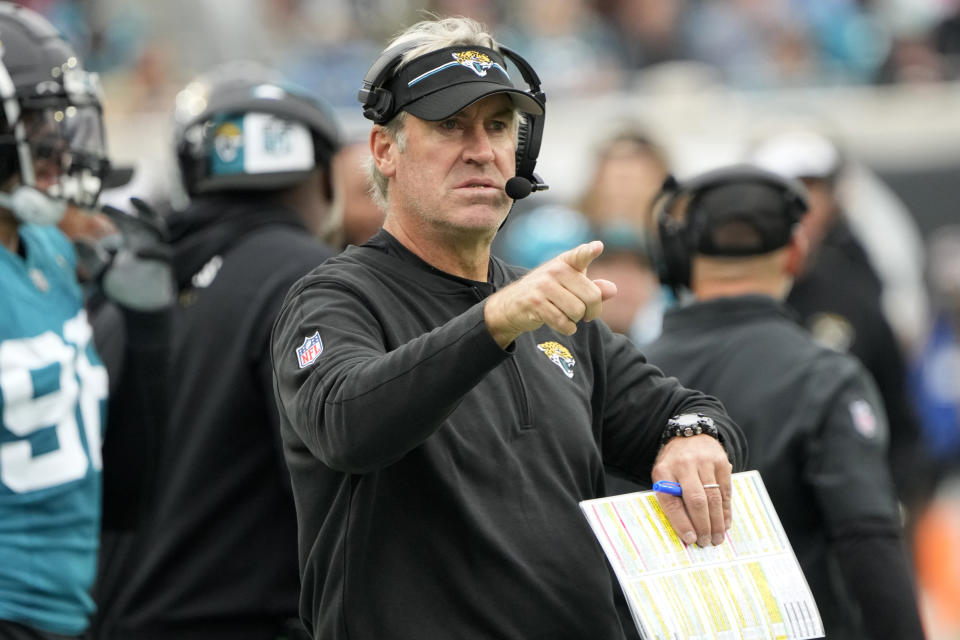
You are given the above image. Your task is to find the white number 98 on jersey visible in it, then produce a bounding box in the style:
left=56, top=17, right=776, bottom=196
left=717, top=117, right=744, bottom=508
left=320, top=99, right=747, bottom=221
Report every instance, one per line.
left=0, top=310, right=107, bottom=493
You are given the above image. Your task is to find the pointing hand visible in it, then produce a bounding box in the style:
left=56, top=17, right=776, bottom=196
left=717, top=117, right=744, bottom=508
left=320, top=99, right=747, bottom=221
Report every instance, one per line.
left=485, top=241, right=618, bottom=348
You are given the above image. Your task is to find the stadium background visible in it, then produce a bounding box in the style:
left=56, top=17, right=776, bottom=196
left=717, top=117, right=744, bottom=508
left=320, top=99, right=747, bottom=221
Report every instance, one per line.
left=41, top=0, right=955, bottom=238
left=16, top=0, right=960, bottom=636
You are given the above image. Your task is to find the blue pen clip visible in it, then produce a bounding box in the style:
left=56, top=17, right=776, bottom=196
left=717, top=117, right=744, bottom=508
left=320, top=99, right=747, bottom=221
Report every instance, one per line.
left=652, top=480, right=682, bottom=497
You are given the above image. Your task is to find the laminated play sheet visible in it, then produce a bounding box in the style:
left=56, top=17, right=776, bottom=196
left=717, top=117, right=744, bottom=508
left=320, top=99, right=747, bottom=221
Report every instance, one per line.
left=580, top=470, right=823, bottom=640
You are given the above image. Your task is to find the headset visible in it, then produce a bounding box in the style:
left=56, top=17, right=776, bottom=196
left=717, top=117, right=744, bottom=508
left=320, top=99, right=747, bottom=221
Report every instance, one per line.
left=357, top=42, right=547, bottom=200
left=651, top=164, right=809, bottom=292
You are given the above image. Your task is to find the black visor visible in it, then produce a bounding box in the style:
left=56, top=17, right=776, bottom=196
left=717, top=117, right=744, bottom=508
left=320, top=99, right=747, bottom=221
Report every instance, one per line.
left=387, top=46, right=543, bottom=121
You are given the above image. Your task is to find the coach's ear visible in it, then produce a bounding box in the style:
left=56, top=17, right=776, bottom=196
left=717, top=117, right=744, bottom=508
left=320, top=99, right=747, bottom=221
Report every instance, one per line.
left=370, top=125, right=398, bottom=180
left=785, top=226, right=809, bottom=277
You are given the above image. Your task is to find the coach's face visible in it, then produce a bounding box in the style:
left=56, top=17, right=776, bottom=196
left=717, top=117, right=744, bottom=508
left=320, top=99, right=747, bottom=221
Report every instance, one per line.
left=374, top=94, right=517, bottom=240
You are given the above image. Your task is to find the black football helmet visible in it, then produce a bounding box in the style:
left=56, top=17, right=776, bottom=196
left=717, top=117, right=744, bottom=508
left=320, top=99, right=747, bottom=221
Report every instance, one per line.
left=0, top=3, right=110, bottom=224
left=173, top=61, right=341, bottom=197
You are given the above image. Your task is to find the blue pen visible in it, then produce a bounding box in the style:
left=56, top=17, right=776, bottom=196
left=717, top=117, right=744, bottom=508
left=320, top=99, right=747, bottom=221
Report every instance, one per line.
left=652, top=480, right=682, bottom=497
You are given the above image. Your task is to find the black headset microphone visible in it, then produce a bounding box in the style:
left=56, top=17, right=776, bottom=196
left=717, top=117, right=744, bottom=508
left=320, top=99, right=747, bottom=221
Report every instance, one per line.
left=505, top=175, right=538, bottom=200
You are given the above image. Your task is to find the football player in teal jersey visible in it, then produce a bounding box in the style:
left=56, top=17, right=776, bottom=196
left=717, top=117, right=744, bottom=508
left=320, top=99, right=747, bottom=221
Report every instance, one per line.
left=0, top=4, right=114, bottom=638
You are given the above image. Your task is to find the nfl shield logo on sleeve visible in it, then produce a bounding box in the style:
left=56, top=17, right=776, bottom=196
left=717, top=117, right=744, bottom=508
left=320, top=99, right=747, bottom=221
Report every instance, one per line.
left=296, top=331, right=324, bottom=368
left=849, top=399, right=878, bottom=438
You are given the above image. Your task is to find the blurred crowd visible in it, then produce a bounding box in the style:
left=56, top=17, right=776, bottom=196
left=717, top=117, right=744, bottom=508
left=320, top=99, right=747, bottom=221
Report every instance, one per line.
left=18, top=0, right=960, bottom=111
left=6, top=0, right=960, bottom=638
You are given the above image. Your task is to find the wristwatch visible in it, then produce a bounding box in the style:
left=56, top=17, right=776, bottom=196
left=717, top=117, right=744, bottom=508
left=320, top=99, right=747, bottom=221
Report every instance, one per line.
left=660, top=413, right=722, bottom=446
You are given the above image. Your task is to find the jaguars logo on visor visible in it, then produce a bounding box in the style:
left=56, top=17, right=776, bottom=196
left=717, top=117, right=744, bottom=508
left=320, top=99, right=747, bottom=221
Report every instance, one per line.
left=452, top=51, right=505, bottom=77
left=408, top=50, right=508, bottom=87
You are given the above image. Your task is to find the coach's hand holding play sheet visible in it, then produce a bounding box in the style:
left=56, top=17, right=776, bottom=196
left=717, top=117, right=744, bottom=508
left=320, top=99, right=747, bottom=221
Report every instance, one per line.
left=581, top=471, right=824, bottom=640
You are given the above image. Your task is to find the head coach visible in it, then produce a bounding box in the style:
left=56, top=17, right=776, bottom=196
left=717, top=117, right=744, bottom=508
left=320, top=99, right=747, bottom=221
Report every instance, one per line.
left=270, top=15, right=746, bottom=640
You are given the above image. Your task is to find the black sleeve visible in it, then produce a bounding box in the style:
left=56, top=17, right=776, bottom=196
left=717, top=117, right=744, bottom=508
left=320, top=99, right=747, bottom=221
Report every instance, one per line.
left=863, top=315, right=933, bottom=514
left=806, top=360, right=924, bottom=637
left=251, top=280, right=295, bottom=488
left=272, top=283, right=510, bottom=474
left=805, top=360, right=901, bottom=527
left=598, top=328, right=748, bottom=481
left=832, top=521, right=926, bottom=640
left=90, top=297, right=125, bottom=386
left=99, top=304, right=170, bottom=531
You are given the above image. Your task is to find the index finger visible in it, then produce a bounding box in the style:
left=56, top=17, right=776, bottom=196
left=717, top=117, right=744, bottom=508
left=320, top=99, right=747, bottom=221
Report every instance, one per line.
left=558, top=240, right=603, bottom=273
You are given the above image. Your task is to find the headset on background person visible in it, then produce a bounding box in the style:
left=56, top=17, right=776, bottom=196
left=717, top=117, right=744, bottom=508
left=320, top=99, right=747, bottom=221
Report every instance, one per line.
left=357, top=42, right=548, bottom=201
left=650, top=164, right=809, bottom=295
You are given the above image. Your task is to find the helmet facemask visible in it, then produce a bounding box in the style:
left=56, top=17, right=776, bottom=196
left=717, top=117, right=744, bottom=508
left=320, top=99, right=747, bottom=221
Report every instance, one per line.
left=0, top=62, right=110, bottom=224
left=13, top=103, right=107, bottom=208
left=18, top=65, right=109, bottom=207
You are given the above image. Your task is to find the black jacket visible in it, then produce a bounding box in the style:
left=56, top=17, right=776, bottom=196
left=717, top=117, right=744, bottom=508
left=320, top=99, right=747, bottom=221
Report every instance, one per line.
left=271, top=230, right=746, bottom=640
left=92, top=300, right=170, bottom=533
left=92, top=196, right=337, bottom=640
left=787, top=220, right=929, bottom=511
left=645, top=294, right=924, bottom=640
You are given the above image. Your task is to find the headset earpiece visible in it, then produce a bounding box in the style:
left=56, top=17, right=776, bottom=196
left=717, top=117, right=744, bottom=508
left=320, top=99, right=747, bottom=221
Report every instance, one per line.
left=358, top=42, right=420, bottom=125
left=498, top=46, right=546, bottom=198
left=652, top=176, right=692, bottom=290
left=651, top=164, right=809, bottom=293
left=515, top=113, right=530, bottom=174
